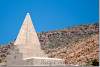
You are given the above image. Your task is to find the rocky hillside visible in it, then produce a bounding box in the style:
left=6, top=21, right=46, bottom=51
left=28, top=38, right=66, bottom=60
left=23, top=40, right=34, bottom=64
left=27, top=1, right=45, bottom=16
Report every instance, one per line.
left=0, top=23, right=99, bottom=66
left=0, top=43, right=14, bottom=63
left=38, top=23, right=99, bottom=66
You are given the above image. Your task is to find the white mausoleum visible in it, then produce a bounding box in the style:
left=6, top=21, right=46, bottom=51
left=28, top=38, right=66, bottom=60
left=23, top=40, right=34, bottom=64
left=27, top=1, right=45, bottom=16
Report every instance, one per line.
left=6, top=13, right=65, bottom=66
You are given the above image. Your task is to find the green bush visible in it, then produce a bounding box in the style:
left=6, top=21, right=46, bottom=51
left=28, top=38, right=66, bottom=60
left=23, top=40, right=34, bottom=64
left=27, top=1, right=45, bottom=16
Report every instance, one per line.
left=91, top=59, right=99, bottom=66
left=86, top=59, right=99, bottom=66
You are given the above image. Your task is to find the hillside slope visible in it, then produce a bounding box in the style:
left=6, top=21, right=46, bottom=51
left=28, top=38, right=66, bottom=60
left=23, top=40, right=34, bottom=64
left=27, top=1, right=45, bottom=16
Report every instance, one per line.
left=38, top=23, right=99, bottom=65
left=0, top=23, right=99, bottom=66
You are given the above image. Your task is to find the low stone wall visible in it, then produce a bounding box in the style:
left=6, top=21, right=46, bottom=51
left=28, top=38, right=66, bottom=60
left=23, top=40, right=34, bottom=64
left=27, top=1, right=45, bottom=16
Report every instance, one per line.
left=24, top=57, right=64, bottom=66
left=0, top=65, right=99, bottom=67
left=7, top=57, right=65, bottom=66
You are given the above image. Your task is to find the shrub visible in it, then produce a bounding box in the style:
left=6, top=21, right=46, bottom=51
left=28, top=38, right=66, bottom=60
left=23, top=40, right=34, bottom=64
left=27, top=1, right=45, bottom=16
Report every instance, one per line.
left=86, top=59, right=99, bottom=66
left=91, top=59, right=99, bottom=66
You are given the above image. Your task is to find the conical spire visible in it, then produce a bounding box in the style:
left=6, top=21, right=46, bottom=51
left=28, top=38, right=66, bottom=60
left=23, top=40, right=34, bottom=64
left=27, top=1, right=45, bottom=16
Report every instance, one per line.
left=14, top=13, right=47, bottom=60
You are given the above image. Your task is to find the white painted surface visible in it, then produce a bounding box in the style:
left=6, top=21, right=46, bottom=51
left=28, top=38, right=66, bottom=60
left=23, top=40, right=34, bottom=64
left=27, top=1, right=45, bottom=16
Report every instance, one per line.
left=14, top=13, right=47, bottom=59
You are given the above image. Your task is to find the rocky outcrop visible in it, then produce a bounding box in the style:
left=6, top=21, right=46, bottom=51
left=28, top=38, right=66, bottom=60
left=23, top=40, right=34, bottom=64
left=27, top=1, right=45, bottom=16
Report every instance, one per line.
left=38, top=23, right=99, bottom=65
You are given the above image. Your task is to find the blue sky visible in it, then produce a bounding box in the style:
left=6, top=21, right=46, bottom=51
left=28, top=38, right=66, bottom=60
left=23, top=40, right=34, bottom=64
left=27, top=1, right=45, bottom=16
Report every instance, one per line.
left=0, top=0, right=98, bottom=44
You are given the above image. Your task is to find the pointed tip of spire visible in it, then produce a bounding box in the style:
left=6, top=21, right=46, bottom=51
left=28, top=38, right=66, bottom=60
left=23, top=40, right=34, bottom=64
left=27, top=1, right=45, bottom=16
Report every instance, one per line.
left=27, top=12, right=30, bottom=15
